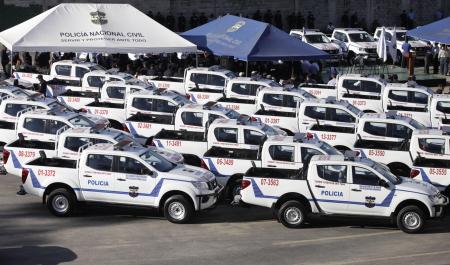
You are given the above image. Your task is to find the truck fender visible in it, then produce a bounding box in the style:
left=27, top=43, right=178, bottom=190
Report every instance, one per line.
left=392, top=199, right=432, bottom=219
left=156, top=186, right=198, bottom=211
left=43, top=182, right=79, bottom=203
left=272, top=193, right=312, bottom=216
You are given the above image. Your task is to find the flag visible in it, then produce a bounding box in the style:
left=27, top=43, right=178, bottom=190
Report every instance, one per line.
left=390, top=27, right=398, bottom=63
left=377, top=27, right=388, bottom=62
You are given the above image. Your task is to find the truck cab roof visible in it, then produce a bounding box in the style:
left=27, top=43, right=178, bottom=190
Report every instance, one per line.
left=189, top=65, right=235, bottom=77
left=360, top=111, right=424, bottom=127
left=311, top=154, right=376, bottom=167
left=413, top=128, right=450, bottom=138
left=180, top=103, right=239, bottom=117
left=385, top=83, right=434, bottom=94
left=85, top=142, right=148, bottom=156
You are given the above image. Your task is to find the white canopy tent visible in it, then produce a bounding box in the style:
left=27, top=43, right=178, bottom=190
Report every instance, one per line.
left=0, top=3, right=197, bottom=54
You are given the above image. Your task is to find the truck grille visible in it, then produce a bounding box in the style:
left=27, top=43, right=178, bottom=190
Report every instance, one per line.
left=366, top=48, right=377, bottom=54
left=326, top=49, right=339, bottom=54
left=207, top=179, right=218, bottom=190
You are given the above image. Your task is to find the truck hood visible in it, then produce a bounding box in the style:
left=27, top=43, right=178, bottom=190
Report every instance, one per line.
left=397, top=40, right=428, bottom=48
left=311, top=43, right=340, bottom=51
left=352, top=42, right=377, bottom=49
left=396, top=177, right=439, bottom=196
left=80, top=113, right=110, bottom=128
left=167, top=165, right=215, bottom=183
left=148, top=146, right=184, bottom=164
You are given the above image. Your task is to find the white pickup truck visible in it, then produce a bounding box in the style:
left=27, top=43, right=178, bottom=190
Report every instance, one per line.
left=139, top=66, right=236, bottom=103
left=0, top=96, right=74, bottom=147
left=331, top=28, right=378, bottom=63
left=202, top=133, right=341, bottom=199
left=215, top=77, right=282, bottom=115
left=410, top=129, right=450, bottom=195
left=127, top=102, right=240, bottom=145
left=290, top=29, right=343, bottom=61
left=0, top=85, right=36, bottom=101
left=353, top=112, right=426, bottom=176
left=13, top=60, right=104, bottom=86
left=16, top=109, right=109, bottom=143
left=21, top=142, right=222, bottom=223
left=57, top=81, right=153, bottom=110
left=239, top=154, right=448, bottom=233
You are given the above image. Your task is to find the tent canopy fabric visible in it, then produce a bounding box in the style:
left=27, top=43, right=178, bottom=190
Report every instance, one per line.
left=0, top=3, right=197, bottom=53
left=407, top=16, right=450, bottom=44
left=181, top=15, right=329, bottom=61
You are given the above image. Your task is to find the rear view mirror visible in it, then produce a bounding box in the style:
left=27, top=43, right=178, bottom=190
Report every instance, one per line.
left=378, top=179, right=389, bottom=188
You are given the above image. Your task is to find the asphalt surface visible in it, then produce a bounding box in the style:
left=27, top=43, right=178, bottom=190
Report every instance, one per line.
left=1, top=173, right=450, bottom=265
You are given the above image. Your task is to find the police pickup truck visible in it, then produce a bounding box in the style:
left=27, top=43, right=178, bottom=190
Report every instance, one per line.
left=430, top=94, right=450, bottom=129
left=0, top=85, right=36, bottom=101
left=410, top=129, right=450, bottom=195
left=21, top=142, right=221, bottom=223
left=290, top=29, right=343, bottom=61
left=353, top=112, right=426, bottom=176
left=16, top=109, right=109, bottom=143
left=239, top=154, right=448, bottom=233
left=331, top=28, right=378, bottom=63
left=127, top=102, right=240, bottom=145
left=0, top=96, right=74, bottom=147
left=203, top=133, right=341, bottom=199
left=215, top=77, right=282, bottom=115
left=57, top=81, right=153, bottom=110
left=374, top=27, right=429, bottom=61
left=13, top=60, right=104, bottom=87
left=139, top=65, right=236, bottom=103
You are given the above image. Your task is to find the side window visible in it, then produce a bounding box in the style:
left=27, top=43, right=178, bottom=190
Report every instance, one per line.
left=436, top=101, right=450, bottom=114
left=317, top=165, right=347, bottom=183
left=87, top=76, right=105, bottom=88
left=375, top=31, right=381, bottom=38
left=363, top=122, right=387, bottom=137
left=214, top=127, right=238, bottom=143
left=304, top=106, right=326, bottom=120
left=388, top=123, right=411, bottom=138
left=208, top=114, right=223, bottom=124
left=207, top=74, right=225, bottom=87
left=23, top=118, right=46, bottom=133
left=262, top=93, right=283, bottom=107
left=55, top=65, right=72, bottom=76
left=331, top=108, right=355, bottom=123
left=361, top=81, right=382, bottom=93
left=64, top=137, right=110, bottom=152
left=269, top=145, right=295, bottom=162
left=342, top=79, right=360, bottom=91
left=284, top=95, right=302, bottom=108
left=75, top=67, right=89, bottom=78
left=342, top=33, right=349, bottom=42
left=116, top=156, right=149, bottom=175
left=301, top=147, right=322, bottom=163
left=411, top=91, right=428, bottom=104
left=418, top=138, right=445, bottom=154
left=5, top=104, right=35, bottom=116
left=388, top=90, right=408, bottom=102
left=46, top=120, right=68, bottom=134
left=352, top=166, right=380, bottom=186
left=86, top=154, right=113, bottom=171
left=132, top=97, right=153, bottom=111
left=154, top=99, right=177, bottom=113
left=190, top=73, right=207, bottom=85
left=385, top=32, right=392, bottom=41
left=106, top=86, right=126, bottom=99
left=181, top=112, right=203, bottom=127
left=231, top=83, right=260, bottom=96
left=244, top=129, right=265, bottom=145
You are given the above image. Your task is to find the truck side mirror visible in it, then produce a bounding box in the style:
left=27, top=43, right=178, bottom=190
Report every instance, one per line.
left=378, top=179, right=389, bottom=188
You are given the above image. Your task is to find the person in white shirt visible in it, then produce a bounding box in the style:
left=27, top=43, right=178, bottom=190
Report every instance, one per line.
left=327, top=74, right=337, bottom=86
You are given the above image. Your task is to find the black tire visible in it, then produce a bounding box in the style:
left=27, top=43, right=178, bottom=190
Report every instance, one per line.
left=396, top=205, right=426, bottom=234
left=227, top=178, right=243, bottom=201
left=278, top=200, right=308, bottom=228
left=389, top=164, right=410, bottom=177
left=46, top=188, right=76, bottom=217
left=163, top=195, right=194, bottom=224
left=334, top=146, right=350, bottom=153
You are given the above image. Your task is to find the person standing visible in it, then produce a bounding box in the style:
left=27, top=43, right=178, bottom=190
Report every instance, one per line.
left=432, top=42, right=440, bottom=74
left=438, top=45, right=447, bottom=76
left=1, top=48, right=10, bottom=78
left=424, top=43, right=433, bottom=74
left=400, top=10, right=408, bottom=28
left=178, top=13, right=186, bottom=32
left=306, top=11, right=315, bottom=29
left=274, top=10, right=282, bottom=29
left=341, top=10, right=349, bottom=27
left=287, top=12, right=295, bottom=30
left=401, top=39, right=411, bottom=68
left=36, top=75, right=47, bottom=96
left=296, top=12, right=305, bottom=29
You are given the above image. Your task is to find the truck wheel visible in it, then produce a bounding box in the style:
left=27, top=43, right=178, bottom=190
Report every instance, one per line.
left=227, top=178, right=242, bottom=201
left=164, top=195, right=194, bottom=224
left=278, top=200, right=307, bottom=228
left=396, top=205, right=426, bottom=234
left=46, top=188, right=76, bottom=217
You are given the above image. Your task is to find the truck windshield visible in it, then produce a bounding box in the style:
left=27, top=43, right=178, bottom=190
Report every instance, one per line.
left=374, top=163, right=401, bottom=184
left=140, top=150, right=176, bottom=172
left=305, top=34, right=331, bottom=43
left=320, top=142, right=341, bottom=155
left=268, top=81, right=282, bottom=88
left=225, top=72, right=237, bottom=79
left=349, top=33, right=374, bottom=42
left=409, top=119, right=426, bottom=129
left=300, top=90, right=315, bottom=98
left=114, top=133, right=138, bottom=144
left=345, top=104, right=363, bottom=117
left=262, top=124, right=279, bottom=136
left=12, top=89, right=31, bottom=97
left=173, top=95, right=191, bottom=106
left=89, top=65, right=105, bottom=71
left=225, top=110, right=240, bottom=119
left=48, top=101, right=69, bottom=110
left=69, top=115, right=96, bottom=127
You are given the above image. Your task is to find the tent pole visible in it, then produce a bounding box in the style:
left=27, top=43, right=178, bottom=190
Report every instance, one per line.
left=246, top=61, right=248, bottom=77
left=195, top=53, right=198, bottom=67
left=10, top=48, right=13, bottom=77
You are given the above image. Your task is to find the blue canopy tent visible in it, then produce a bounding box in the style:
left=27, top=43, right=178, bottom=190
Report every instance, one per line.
left=181, top=15, right=329, bottom=74
left=407, top=16, right=450, bottom=44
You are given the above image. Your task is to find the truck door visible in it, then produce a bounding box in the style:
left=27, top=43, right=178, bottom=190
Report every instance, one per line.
left=386, top=89, right=431, bottom=126
left=264, top=144, right=300, bottom=170
left=433, top=100, right=450, bottom=128
left=347, top=166, right=392, bottom=215
left=80, top=153, right=119, bottom=202
left=104, top=85, right=127, bottom=104
left=178, top=111, right=204, bottom=132
left=86, top=75, right=106, bottom=92
left=113, top=156, right=156, bottom=205
left=340, top=79, right=382, bottom=112
left=310, top=164, right=350, bottom=213
left=60, top=136, right=110, bottom=158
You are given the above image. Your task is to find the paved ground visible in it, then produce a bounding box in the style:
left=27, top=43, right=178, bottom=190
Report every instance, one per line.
left=1, top=174, right=450, bottom=265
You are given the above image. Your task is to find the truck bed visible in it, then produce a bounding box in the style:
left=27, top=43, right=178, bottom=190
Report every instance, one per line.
left=245, top=167, right=304, bottom=180
left=59, top=91, right=99, bottom=98
left=7, top=140, right=55, bottom=150
left=204, top=146, right=259, bottom=160
left=27, top=157, right=77, bottom=168
left=354, top=139, right=409, bottom=151
left=151, top=77, right=183, bottom=83
left=217, top=97, right=255, bottom=104
left=127, top=113, right=174, bottom=125
left=154, top=130, right=205, bottom=142
left=0, top=121, right=15, bottom=130
left=85, top=102, right=124, bottom=108
left=254, top=109, right=296, bottom=117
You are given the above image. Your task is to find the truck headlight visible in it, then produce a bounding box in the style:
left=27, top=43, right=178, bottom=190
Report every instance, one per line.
left=192, top=182, right=209, bottom=190
left=428, top=192, right=443, bottom=202
left=358, top=47, right=366, bottom=52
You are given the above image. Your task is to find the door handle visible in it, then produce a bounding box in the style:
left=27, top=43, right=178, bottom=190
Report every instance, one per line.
left=351, top=188, right=362, bottom=192
left=267, top=165, right=276, bottom=168
left=117, top=178, right=126, bottom=181
left=315, top=185, right=325, bottom=188
left=83, top=175, right=92, bottom=178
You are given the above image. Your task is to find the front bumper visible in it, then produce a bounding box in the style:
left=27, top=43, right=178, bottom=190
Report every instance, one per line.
left=432, top=195, right=448, bottom=218
left=197, top=185, right=224, bottom=211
